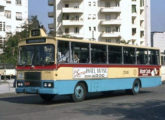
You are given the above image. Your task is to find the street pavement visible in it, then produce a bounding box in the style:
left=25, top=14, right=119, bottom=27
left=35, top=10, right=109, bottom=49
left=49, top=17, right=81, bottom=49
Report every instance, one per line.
left=0, top=83, right=165, bottom=120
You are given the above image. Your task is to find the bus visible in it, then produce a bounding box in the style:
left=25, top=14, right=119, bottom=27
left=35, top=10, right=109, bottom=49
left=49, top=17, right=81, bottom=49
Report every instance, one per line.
left=16, top=28, right=162, bottom=102
left=0, top=64, right=16, bottom=80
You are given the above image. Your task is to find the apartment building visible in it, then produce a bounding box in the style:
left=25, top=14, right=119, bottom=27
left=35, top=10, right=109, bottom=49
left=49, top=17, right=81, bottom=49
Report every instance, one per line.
left=0, top=0, right=28, bottom=53
left=48, top=0, right=150, bottom=46
left=151, top=32, right=165, bottom=53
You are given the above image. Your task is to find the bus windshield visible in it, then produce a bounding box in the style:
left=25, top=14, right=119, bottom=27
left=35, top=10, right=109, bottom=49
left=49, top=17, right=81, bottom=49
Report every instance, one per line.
left=18, top=44, right=55, bottom=66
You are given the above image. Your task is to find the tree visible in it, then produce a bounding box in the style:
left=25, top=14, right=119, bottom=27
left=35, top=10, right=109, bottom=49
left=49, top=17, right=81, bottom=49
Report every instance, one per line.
left=0, top=16, right=41, bottom=65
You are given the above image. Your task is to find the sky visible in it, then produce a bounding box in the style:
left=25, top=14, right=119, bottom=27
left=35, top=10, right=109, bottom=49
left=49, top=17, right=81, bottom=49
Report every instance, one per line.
left=29, top=0, right=165, bottom=32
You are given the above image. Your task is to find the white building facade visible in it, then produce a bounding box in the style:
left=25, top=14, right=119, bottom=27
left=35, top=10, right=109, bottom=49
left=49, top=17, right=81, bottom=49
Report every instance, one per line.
left=151, top=32, right=165, bottom=53
left=0, top=0, right=28, bottom=53
left=151, top=32, right=165, bottom=81
left=48, top=0, right=150, bottom=46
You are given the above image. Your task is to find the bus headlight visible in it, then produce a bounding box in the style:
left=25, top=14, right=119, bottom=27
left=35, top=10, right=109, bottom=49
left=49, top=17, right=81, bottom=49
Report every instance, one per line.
left=17, top=81, right=24, bottom=87
left=43, top=82, right=54, bottom=88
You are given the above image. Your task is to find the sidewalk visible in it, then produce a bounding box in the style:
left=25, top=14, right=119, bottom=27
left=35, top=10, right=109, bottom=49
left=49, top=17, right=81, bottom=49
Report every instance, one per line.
left=0, top=79, right=15, bottom=94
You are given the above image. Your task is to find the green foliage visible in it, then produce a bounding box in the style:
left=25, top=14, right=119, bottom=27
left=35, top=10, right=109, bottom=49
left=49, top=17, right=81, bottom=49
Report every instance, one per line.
left=0, top=16, right=41, bottom=65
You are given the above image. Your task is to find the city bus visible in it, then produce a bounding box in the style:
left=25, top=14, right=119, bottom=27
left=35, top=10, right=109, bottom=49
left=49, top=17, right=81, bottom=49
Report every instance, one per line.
left=16, top=28, right=162, bottom=102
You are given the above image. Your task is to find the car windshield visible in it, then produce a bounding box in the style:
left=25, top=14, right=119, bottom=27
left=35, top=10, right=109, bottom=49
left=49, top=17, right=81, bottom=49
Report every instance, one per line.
left=18, top=44, right=55, bottom=66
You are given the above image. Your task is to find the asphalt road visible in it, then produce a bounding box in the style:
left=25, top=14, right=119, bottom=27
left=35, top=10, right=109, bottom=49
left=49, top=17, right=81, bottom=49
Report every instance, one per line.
left=0, top=84, right=165, bottom=120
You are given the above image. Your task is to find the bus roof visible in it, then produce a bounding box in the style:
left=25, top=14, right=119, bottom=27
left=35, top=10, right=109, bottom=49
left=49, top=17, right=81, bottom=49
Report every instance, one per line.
left=19, top=28, right=159, bottom=50
left=55, top=37, right=160, bottom=50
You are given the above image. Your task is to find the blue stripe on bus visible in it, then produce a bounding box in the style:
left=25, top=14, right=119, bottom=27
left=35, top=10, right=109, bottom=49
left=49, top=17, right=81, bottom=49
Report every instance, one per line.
left=16, top=77, right=162, bottom=95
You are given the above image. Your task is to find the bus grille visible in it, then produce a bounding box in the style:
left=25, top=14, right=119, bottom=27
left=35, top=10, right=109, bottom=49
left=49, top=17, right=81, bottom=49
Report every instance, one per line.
left=24, top=72, right=41, bottom=87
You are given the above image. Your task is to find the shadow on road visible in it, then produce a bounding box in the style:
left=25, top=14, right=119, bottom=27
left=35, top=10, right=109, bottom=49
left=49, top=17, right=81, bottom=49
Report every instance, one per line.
left=0, top=90, right=152, bottom=105
left=76, top=99, right=165, bottom=120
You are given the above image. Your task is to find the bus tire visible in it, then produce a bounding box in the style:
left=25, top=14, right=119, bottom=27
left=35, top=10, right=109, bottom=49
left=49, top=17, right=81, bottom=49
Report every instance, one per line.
left=72, top=83, right=87, bottom=102
left=39, top=94, right=55, bottom=102
left=131, top=79, right=141, bottom=95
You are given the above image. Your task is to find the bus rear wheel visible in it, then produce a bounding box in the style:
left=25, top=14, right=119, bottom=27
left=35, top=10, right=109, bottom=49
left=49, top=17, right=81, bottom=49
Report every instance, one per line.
left=39, top=94, right=55, bottom=102
left=72, top=83, right=87, bottom=102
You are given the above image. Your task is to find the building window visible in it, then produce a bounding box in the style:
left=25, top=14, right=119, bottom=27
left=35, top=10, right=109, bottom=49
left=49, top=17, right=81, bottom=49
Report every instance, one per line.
left=88, top=2, right=91, bottom=6
left=5, top=10, right=11, bottom=19
left=65, top=28, right=69, bottom=34
left=140, top=0, right=144, bottom=7
left=105, top=27, right=111, bottom=33
left=6, top=0, right=11, bottom=4
left=0, top=37, right=5, bottom=48
left=74, top=27, right=79, bottom=33
left=93, top=27, right=96, bottom=31
left=105, top=2, right=110, bottom=7
left=89, top=27, right=91, bottom=31
left=16, top=12, right=22, bottom=20
left=93, top=2, right=96, bottom=6
left=65, top=4, right=69, bottom=8
left=0, top=22, right=5, bottom=31
left=132, top=28, right=136, bottom=35
left=132, top=5, right=137, bottom=13
left=16, top=0, right=22, bottom=5
left=140, top=31, right=144, bottom=38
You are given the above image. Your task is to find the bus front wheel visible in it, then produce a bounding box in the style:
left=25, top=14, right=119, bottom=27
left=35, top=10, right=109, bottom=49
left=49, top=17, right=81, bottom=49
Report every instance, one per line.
left=72, top=83, right=87, bottom=102
left=39, top=94, right=55, bottom=102
left=131, top=79, right=141, bottom=95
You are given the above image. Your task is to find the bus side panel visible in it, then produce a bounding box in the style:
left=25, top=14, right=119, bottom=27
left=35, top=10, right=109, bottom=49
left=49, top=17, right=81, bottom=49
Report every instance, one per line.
left=140, top=77, right=162, bottom=88
left=53, top=77, right=161, bottom=95
left=16, top=77, right=161, bottom=95
left=54, top=80, right=78, bottom=95
left=85, top=78, right=134, bottom=92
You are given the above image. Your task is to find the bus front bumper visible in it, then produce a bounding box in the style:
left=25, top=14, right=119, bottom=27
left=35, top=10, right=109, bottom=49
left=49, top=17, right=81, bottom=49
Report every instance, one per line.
left=16, top=87, right=57, bottom=94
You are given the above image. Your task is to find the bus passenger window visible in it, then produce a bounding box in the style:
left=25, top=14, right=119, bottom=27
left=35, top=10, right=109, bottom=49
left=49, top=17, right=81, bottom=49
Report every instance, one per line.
left=108, top=46, right=122, bottom=64
left=71, top=42, right=89, bottom=63
left=58, top=41, right=70, bottom=63
left=136, top=48, right=148, bottom=65
left=123, top=47, right=136, bottom=64
left=148, top=50, right=159, bottom=65
left=91, top=44, right=107, bottom=64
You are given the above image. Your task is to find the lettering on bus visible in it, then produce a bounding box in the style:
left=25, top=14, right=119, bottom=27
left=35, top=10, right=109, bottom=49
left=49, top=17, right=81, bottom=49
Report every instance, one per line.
left=73, top=68, right=108, bottom=79
left=139, top=68, right=159, bottom=76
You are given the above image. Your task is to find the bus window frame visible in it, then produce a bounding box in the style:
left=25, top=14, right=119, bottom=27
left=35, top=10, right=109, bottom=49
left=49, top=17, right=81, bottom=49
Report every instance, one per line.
left=56, top=39, right=160, bottom=66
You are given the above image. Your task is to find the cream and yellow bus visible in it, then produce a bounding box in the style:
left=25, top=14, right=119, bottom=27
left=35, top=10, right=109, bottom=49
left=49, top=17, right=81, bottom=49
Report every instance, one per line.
left=16, top=29, right=162, bottom=102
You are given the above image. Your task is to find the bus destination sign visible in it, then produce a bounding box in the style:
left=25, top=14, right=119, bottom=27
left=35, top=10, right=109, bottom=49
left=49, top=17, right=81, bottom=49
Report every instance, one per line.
left=26, top=38, right=46, bottom=44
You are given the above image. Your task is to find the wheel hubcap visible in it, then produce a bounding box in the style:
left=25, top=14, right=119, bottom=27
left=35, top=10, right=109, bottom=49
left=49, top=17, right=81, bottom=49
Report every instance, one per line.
left=134, top=82, right=140, bottom=93
left=75, top=86, right=84, bottom=99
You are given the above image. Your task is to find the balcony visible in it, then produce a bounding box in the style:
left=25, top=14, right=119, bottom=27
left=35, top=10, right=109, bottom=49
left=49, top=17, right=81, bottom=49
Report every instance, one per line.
left=100, top=7, right=121, bottom=13
left=100, top=32, right=121, bottom=38
left=63, top=33, right=83, bottom=38
left=62, top=20, right=83, bottom=26
left=48, top=0, right=54, bottom=6
left=48, top=12, right=54, bottom=18
left=48, top=23, right=54, bottom=29
left=62, top=8, right=83, bottom=14
left=100, top=19, right=121, bottom=25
